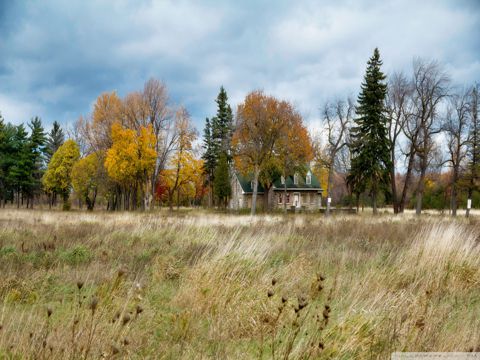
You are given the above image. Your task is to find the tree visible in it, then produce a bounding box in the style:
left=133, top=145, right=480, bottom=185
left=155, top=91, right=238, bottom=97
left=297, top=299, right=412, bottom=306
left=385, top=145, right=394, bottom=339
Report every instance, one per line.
left=72, top=152, right=102, bottom=210
left=160, top=108, right=197, bottom=210
left=42, top=139, right=80, bottom=210
left=45, top=121, right=65, bottom=163
left=203, top=87, right=234, bottom=207
left=201, top=117, right=216, bottom=207
left=276, top=102, right=313, bottom=212
left=410, top=59, right=450, bottom=215
left=233, top=91, right=289, bottom=215
left=104, top=123, right=156, bottom=210
left=321, top=98, right=353, bottom=215
left=466, top=84, right=480, bottom=217
left=7, top=124, right=31, bottom=208
left=443, top=89, right=470, bottom=216
left=211, top=86, right=234, bottom=161
left=26, top=117, right=47, bottom=207
left=386, top=72, right=413, bottom=213
left=348, top=48, right=391, bottom=214
left=213, top=152, right=231, bottom=208
left=142, top=78, right=175, bottom=208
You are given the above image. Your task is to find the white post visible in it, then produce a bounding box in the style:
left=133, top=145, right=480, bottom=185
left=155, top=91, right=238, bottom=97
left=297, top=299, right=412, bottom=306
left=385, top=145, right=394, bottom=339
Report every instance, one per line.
left=466, top=198, right=472, bottom=218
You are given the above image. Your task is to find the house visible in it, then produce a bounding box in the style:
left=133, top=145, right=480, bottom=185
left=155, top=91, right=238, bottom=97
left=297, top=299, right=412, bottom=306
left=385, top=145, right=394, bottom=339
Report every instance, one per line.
left=229, top=169, right=323, bottom=211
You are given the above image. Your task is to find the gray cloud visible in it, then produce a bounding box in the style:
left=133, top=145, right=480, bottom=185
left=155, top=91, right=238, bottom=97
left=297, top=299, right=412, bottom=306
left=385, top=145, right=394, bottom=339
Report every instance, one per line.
left=0, top=0, right=479, bottom=132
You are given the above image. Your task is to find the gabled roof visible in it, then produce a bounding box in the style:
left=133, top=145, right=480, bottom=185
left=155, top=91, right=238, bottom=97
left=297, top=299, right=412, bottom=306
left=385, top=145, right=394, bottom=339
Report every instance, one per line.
left=272, top=172, right=322, bottom=191
left=235, top=170, right=322, bottom=194
left=235, top=173, right=265, bottom=194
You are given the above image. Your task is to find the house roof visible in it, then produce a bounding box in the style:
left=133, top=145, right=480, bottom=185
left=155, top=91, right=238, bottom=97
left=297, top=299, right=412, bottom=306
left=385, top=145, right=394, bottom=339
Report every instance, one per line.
left=235, top=170, right=322, bottom=194
left=272, top=172, right=322, bottom=191
left=236, top=173, right=265, bottom=194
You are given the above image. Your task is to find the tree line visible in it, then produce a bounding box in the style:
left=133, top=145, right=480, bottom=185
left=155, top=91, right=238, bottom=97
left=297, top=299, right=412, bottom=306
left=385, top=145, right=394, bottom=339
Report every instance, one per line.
left=319, top=48, right=479, bottom=216
left=0, top=48, right=478, bottom=215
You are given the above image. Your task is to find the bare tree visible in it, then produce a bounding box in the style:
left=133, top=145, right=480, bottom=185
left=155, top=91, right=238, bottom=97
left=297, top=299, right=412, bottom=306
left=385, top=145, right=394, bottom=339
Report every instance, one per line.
left=442, top=89, right=470, bottom=216
left=142, top=78, right=175, bottom=208
left=321, top=98, right=353, bottom=215
left=466, top=84, right=480, bottom=217
left=410, top=59, right=450, bottom=215
left=385, top=72, right=412, bottom=213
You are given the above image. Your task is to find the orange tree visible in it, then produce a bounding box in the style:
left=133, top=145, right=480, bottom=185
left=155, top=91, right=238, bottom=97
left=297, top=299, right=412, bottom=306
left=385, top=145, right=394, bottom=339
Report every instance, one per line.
left=233, top=91, right=311, bottom=214
left=104, top=123, right=156, bottom=210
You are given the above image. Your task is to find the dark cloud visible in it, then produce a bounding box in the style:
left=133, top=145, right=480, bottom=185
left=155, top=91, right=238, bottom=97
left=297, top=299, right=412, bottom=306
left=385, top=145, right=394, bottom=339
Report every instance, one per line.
left=0, top=0, right=479, bottom=131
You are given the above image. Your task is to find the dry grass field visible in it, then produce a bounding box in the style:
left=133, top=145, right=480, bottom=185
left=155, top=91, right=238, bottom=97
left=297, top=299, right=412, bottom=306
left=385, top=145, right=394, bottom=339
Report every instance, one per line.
left=0, top=209, right=479, bottom=359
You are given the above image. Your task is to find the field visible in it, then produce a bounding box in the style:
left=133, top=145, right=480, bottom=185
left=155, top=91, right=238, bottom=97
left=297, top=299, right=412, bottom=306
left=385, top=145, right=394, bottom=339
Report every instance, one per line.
left=0, top=209, right=479, bottom=359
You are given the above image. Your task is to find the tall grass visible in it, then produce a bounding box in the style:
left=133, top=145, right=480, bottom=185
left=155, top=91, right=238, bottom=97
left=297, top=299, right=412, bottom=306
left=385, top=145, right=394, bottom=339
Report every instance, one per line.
left=0, top=210, right=479, bottom=358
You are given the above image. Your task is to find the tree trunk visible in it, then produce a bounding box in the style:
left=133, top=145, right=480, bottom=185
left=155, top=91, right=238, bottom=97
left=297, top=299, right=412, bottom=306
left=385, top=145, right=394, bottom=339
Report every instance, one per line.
left=415, top=166, right=426, bottom=215
left=466, top=187, right=472, bottom=218
left=283, top=179, right=287, bottom=213
left=399, top=144, right=416, bottom=213
left=251, top=165, right=260, bottom=216
left=177, top=188, right=180, bottom=210
left=451, top=166, right=459, bottom=217
left=372, top=190, right=378, bottom=215
left=390, top=152, right=398, bottom=214
left=62, top=192, right=69, bottom=211
left=168, top=191, right=174, bottom=211
left=326, top=163, right=334, bottom=217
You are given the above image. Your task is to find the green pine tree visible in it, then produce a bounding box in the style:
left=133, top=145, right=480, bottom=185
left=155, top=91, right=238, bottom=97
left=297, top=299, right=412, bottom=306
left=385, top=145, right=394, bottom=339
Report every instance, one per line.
left=203, top=87, right=233, bottom=207
left=201, top=117, right=216, bottom=206
left=348, top=48, right=391, bottom=214
left=45, top=121, right=65, bottom=163
left=211, top=86, right=234, bottom=162
left=26, top=117, right=46, bottom=206
left=213, top=152, right=231, bottom=208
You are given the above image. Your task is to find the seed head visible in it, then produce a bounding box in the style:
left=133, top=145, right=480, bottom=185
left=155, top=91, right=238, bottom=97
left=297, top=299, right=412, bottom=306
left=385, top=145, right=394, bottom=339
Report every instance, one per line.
left=76, top=281, right=84, bottom=290
left=281, top=296, right=288, bottom=304
left=89, top=297, right=98, bottom=313
left=122, top=314, right=131, bottom=326
left=271, top=278, right=277, bottom=286
left=135, top=305, right=143, bottom=316
left=111, top=345, right=120, bottom=355
left=117, top=268, right=126, bottom=277
left=47, top=307, right=53, bottom=317
left=267, top=290, right=274, bottom=298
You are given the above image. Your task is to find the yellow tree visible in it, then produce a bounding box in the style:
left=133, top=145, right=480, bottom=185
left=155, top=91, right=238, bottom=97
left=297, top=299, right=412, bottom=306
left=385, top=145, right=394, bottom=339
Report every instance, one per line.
left=72, top=152, right=103, bottom=210
left=42, top=139, right=80, bottom=210
left=104, top=123, right=156, bottom=210
left=161, top=108, right=198, bottom=210
left=233, top=91, right=292, bottom=215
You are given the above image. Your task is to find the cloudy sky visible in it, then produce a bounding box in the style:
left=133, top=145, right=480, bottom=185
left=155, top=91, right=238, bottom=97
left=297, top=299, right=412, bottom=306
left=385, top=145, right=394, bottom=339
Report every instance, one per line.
left=0, top=0, right=479, bottom=132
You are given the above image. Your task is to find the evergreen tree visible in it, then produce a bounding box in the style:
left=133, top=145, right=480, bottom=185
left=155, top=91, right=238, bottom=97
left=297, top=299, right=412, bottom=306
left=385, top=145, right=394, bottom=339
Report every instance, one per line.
left=213, top=152, right=231, bottom=208
left=203, top=87, right=233, bottom=207
left=201, top=117, right=216, bottom=206
left=45, top=121, right=65, bottom=163
left=26, top=117, right=46, bottom=206
left=211, top=86, right=234, bottom=161
left=348, top=48, right=391, bottom=214
left=0, top=114, right=7, bottom=204
left=7, top=124, right=30, bottom=207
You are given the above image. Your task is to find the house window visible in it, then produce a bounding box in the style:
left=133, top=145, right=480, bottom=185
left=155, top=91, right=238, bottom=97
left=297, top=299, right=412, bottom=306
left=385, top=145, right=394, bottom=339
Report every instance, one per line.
left=278, top=194, right=283, bottom=203
left=293, top=173, right=298, bottom=185
left=306, top=174, right=311, bottom=185
left=281, top=176, right=285, bottom=185
left=286, top=194, right=290, bottom=203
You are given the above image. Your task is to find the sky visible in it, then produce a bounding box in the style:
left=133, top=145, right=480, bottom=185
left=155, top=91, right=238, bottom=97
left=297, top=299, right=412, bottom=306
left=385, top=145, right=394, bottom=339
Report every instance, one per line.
left=0, top=0, right=479, bottom=134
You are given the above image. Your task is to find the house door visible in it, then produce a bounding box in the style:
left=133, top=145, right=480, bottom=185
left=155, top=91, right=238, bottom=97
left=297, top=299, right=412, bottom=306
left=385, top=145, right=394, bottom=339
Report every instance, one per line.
left=294, top=193, right=300, bottom=208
